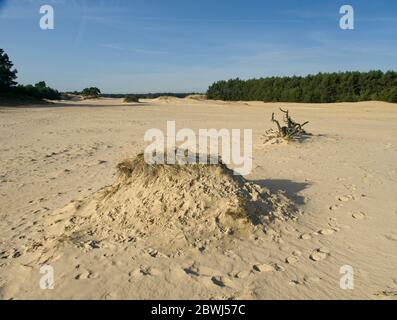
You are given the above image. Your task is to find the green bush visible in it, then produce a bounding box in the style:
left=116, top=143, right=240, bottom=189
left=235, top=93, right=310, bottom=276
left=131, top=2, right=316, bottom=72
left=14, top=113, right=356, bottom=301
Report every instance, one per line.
left=124, top=95, right=140, bottom=103
left=82, top=87, right=101, bottom=98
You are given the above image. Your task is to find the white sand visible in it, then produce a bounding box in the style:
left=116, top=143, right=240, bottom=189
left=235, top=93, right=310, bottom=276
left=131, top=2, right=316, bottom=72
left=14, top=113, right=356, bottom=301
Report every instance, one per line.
left=0, top=98, right=396, bottom=299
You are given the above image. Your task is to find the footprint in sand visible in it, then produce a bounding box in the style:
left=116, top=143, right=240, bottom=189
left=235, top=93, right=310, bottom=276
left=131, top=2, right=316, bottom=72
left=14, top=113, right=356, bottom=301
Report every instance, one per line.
left=129, top=265, right=155, bottom=278
left=329, top=204, right=342, bottom=211
left=352, top=211, right=366, bottom=220
left=183, top=266, right=200, bottom=277
left=285, top=255, right=299, bottom=265
left=234, top=270, right=252, bottom=279
left=318, top=228, right=335, bottom=236
left=210, top=276, right=237, bottom=289
left=310, top=248, right=330, bottom=262
left=0, top=248, right=21, bottom=259
left=274, top=264, right=286, bottom=272
left=147, top=248, right=159, bottom=258
left=300, top=233, right=312, bottom=240
left=303, top=275, right=321, bottom=284
left=288, top=280, right=301, bottom=286
left=374, top=289, right=397, bottom=299
left=183, top=264, right=218, bottom=278
left=293, top=250, right=302, bottom=257
left=253, top=263, right=275, bottom=273
left=183, top=264, right=236, bottom=289
left=75, top=269, right=97, bottom=280
left=338, top=195, right=355, bottom=202
left=211, top=276, right=226, bottom=287
left=197, top=266, right=219, bottom=277
left=385, top=234, right=397, bottom=242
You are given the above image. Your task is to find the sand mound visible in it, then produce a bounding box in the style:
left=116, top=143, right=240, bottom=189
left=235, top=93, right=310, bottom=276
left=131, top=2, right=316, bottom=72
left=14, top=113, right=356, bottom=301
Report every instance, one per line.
left=186, top=94, right=207, bottom=101
left=60, top=94, right=84, bottom=101
left=32, top=153, right=297, bottom=255
left=154, top=96, right=179, bottom=103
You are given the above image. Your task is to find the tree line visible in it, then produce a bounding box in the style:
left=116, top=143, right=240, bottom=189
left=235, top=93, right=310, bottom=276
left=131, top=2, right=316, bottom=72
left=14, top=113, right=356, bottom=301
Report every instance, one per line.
left=3, top=46, right=397, bottom=104
left=0, top=48, right=61, bottom=100
left=207, top=71, right=397, bottom=103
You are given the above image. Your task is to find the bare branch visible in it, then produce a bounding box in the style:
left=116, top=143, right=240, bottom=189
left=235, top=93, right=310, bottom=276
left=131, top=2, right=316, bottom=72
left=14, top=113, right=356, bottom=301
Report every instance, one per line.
left=279, top=108, right=288, bottom=114
left=271, top=113, right=282, bottom=133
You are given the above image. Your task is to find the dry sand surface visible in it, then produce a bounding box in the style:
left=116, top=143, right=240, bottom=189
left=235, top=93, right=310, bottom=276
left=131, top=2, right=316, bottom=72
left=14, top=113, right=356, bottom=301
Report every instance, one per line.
left=0, top=98, right=396, bottom=300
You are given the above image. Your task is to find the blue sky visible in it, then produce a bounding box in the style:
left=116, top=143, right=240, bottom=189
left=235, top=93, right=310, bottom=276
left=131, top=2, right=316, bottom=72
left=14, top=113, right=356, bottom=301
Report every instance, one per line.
left=0, top=0, right=396, bottom=93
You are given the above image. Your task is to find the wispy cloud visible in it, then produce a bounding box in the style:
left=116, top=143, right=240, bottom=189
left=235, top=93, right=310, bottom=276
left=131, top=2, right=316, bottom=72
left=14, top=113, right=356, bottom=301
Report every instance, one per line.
left=100, top=43, right=168, bottom=55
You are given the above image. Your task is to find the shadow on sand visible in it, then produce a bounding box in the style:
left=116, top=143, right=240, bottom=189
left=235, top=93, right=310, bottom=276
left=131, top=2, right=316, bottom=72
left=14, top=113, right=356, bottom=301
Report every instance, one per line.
left=0, top=99, right=147, bottom=109
left=252, top=179, right=310, bottom=205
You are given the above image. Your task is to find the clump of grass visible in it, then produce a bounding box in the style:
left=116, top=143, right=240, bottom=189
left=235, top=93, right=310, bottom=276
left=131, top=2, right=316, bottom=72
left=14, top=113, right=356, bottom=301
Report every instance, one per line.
left=116, top=151, right=233, bottom=180
left=124, top=95, right=140, bottom=103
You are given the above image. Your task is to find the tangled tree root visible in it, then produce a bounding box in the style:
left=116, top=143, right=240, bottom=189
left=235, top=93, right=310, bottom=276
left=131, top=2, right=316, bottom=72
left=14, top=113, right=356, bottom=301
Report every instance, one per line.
left=270, top=108, right=310, bottom=141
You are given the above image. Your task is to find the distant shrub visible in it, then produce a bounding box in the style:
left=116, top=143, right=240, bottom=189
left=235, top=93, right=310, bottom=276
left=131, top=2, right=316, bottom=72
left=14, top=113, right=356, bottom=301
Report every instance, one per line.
left=82, top=87, right=101, bottom=98
left=124, top=95, right=140, bottom=103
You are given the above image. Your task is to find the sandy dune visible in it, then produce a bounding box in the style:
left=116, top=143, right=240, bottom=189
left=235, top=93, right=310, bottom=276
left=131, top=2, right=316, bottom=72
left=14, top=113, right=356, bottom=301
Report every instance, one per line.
left=0, top=98, right=396, bottom=299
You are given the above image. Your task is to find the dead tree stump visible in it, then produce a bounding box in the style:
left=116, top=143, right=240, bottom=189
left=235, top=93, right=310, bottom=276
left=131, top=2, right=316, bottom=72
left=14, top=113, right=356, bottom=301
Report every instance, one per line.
left=270, top=108, right=310, bottom=140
